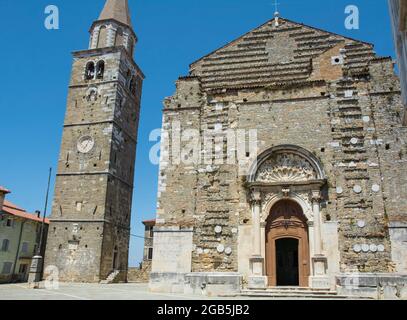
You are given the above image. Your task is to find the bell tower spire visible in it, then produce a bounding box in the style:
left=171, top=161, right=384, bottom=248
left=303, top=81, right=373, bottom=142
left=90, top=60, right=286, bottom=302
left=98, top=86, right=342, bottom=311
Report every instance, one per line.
left=98, top=0, right=132, bottom=28
left=89, top=0, right=137, bottom=56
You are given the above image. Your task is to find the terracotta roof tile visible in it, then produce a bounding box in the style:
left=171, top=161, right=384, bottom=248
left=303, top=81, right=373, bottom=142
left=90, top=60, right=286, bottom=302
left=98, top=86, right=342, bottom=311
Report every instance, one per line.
left=1, top=200, right=49, bottom=224
left=142, top=219, right=156, bottom=225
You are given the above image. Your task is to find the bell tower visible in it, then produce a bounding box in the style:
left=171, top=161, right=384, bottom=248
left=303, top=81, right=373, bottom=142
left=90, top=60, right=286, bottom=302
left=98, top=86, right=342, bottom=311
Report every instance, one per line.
left=44, top=0, right=144, bottom=282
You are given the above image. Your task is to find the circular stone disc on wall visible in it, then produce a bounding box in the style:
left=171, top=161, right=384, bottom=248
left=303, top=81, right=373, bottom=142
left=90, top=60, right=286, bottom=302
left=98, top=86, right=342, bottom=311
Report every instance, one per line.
left=362, top=244, right=370, bottom=252
left=77, top=135, right=95, bottom=153
left=214, top=226, right=222, bottom=234
left=217, top=244, right=225, bottom=253
left=370, top=244, right=378, bottom=253
left=372, top=184, right=380, bottom=193
left=350, top=138, right=358, bottom=145
left=362, top=116, right=370, bottom=123
left=377, top=245, right=385, bottom=252
left=225, top=247, right=232, bottom=255
left=336, top=187, right=343, bottom=194
left=353, top=244, right=362, bottom=253
left=357, top=220, right=366, bottom=228
left=353, top=185, right=362, bottom=194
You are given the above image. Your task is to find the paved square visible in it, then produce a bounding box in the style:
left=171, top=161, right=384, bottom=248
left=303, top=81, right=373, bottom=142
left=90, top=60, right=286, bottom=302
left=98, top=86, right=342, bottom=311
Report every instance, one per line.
left=0, top=282, right=375, bottom=300
left=0, top=283, right=214, bottom=300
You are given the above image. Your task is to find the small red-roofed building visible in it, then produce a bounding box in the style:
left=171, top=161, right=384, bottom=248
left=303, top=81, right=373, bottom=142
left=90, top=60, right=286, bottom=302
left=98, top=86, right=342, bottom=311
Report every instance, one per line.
left=0, top=186, right=49, bottom=283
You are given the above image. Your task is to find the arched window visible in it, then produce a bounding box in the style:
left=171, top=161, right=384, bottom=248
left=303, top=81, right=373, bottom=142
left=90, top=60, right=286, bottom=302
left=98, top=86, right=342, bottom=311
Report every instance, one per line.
left=85, top=62, right=95, bottom=80
left=115, top=28, right=124, bottom=46
left=97, top=25, right=108, bottom=48
left=96, top=60, right=105, bottom=79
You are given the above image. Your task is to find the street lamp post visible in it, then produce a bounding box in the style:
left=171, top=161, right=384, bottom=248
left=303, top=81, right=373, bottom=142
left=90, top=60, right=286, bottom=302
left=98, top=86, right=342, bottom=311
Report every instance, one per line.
left=28, top=168, right=52, bottom=288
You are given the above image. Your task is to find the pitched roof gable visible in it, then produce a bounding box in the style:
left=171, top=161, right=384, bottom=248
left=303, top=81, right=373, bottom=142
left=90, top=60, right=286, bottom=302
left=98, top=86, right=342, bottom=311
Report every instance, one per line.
left=188, top=17, right=378, bottom=91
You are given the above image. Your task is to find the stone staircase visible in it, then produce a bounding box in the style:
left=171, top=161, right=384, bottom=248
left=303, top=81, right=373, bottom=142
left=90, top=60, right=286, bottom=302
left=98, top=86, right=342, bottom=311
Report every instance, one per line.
left=100, top=270, right=121, bottom=284
left=234, top=287, right=371, bottom=299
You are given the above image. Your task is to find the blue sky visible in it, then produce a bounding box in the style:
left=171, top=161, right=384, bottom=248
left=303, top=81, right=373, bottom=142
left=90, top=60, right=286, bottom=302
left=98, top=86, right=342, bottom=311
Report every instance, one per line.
left=0, top=0, right=397, bottom=266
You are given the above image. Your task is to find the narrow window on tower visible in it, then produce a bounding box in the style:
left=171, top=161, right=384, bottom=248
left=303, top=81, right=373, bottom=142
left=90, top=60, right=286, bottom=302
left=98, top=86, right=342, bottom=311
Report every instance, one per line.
left=96, top=60, right=105, bottom=79
left=97, top=25, right=108, bottom=48
left=130, top=76, right=137, bottom=94
left=126, top=70, right=132, bottom=87
left=128, top=38, right=134, bottom=57
left=85, top=62, right=95, bottom=80
left=76, top=201, right=83, bottom=212
left=65, top=152, right=70, bottom=168
left=115, top=28, right=124, bottom=46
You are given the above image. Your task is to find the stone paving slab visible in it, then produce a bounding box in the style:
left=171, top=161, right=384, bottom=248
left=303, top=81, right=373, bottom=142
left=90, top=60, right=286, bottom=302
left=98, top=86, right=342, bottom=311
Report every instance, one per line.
left=0, top=283, right=209, bottom=301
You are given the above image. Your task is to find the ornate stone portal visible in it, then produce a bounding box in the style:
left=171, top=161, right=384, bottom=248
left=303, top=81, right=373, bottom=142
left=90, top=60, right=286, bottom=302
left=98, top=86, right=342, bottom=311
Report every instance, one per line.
left=247, top=146, right=330, bottom=289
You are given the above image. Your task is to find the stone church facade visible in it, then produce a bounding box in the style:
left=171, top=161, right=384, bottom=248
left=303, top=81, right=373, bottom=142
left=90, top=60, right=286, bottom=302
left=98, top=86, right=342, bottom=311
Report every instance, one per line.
left=44, top=0, right=143, bottom=283
left=151, top=15, right=407, bottom=297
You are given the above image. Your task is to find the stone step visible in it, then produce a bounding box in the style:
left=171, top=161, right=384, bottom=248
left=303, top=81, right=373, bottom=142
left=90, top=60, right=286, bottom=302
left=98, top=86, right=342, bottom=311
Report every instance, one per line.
left=241, top=292, right=337, bottom=297
left=238, top=292, right=362, bottom=299
left=234, top=288, right=372, bottom=299
left=242, top=289, right=336, bottom=295
left=100, top=270, right=120, bottom=284
left=246, top=286, right=324, bottom=291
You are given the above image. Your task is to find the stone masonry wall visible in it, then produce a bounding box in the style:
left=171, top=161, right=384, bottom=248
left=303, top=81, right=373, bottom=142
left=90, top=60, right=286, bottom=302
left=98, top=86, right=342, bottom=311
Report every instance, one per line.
left=128, top=262, right=152, bottom=283
left=155, top=17, right=407, bottom=277
left=45, top=45, right=143, bottom=282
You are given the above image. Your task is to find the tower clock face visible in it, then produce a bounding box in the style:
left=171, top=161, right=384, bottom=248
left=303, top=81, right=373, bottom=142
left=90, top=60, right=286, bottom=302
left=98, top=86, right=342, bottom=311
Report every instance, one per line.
left=77, top=136, right=95, bottom=153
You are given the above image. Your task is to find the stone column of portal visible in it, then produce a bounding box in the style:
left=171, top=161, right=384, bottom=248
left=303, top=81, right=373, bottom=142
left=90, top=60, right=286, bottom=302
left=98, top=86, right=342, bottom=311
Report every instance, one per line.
left=248, top=188, right=268, bottom=289
left=253, top=198, right=262, bottom=258
left=310, top=190, right=330, bottom=289
left=312, top=191, right=323, bottom=255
